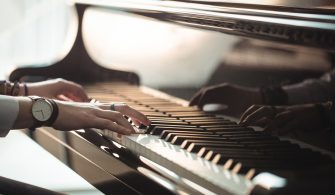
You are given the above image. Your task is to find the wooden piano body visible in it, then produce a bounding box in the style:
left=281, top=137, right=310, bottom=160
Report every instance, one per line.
left=9, top=1, right=335, bottom=194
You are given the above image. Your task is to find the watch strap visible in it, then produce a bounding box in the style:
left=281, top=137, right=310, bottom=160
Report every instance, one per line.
left=45, top=99, right=59, bottom=126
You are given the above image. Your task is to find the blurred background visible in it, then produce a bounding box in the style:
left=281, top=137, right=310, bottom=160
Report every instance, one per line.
left=0, top=0, right=330, bottom=99
left=0, top=0, right=239, bottom=90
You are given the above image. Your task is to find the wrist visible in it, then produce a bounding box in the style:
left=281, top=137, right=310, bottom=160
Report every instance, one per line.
left=13, top=97, right=34, bottom=129
left=18, top=83, right=28, bottom=96
left=260, top=86, right=288, bottom=105
left=314, top=102, right=332, bottom=129
left=250, top=88, right=263, bottom=105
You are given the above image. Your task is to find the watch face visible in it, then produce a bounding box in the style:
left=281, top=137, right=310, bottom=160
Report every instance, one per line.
left=32, top=99, right=53, bottom=122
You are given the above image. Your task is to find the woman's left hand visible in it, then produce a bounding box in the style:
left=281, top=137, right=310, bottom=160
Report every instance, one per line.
left=239, top=104, right=324, bottom=135
left=26, top=78, right=89, bottom=102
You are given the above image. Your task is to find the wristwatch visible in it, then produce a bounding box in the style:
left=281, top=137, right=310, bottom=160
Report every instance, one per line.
left=29, top=96, right=59, bottom=129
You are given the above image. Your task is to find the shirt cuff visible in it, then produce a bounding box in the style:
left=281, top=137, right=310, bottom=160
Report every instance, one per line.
left=0, top=95, right=19, bottom=137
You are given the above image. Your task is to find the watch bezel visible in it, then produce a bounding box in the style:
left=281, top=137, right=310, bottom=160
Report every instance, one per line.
left=31, top=98, right=54, bottom=122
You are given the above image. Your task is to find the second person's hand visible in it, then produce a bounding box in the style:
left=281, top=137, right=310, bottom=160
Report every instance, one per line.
left=189, top=83, right=262, bottom=117
left=239, top=104, right=325, bottom=135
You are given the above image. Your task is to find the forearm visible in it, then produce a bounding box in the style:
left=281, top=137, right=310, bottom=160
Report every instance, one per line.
left=283, top=80, right=335, bottom=104
left=0, top=95, right=20, bottom=137
left=13, top=97, right=34, bottom=129
left=283, top=70, right=335, bottom=104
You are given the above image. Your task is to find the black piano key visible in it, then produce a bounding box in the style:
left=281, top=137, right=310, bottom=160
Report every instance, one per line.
left=207, top=127, right=254, bottom=132
left=179, top=116, right=225, bottom=121
left=180, top=136, right=280, bottom=151
left=164, top=132, right=216, bottom=143
left=189, top=121, right=237, bottom=126
left=208, top=147, right=329, bottom=169
left=212, top=153, right=324, bottom=172
left=186, top=140, right=300, bottom=153
left=170, top=135, right=227, bottom=145
left=181, top=117, right=225, bottom=121
left=226, top=135, right=279, bottom=142
left=205, top=147, right=302, bottom=161
left=160, top=130, right=209, bottom=139
left=155, top=107, right=200, bottom=112
left=148, top=116, right=179, bottom=120
left=151, top=121, right=189, bottom=125
left=170, top=113, right=213, bottom=118
left=200, top=124, right=242, bottom=129
left=146, top=113, right=171, bottom=117
left=149, top=118, right=181, bottom=122
left=187, top=142, right=246, bottom=153
left=180, top=137, right=237, bottom=149
left=150, top=126, right=204, bottom=135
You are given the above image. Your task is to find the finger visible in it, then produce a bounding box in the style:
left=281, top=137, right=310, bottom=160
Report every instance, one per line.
left=95, top=110, right=134, bottom=132
left=250, top=117, right=272, bottom=127
left=115, top=104, right=151, bottom=126
left=189, top=90, right=203, bottom=106
left=132, top=119, right=141, bottom=126
left=63, top=93, right=84, bottom=102
left=264, top=111, right=293, bottom=133
left=241, top=106, right=274, bottom=125
left=94, top=118, right=132, bottom=135
left=62, top=81, right=89, bottom=102
left=57, top=94, right=74, bottom=102
left=197, top=89, right=217, bottom=107
left=239, top=105, right=262, bottom=123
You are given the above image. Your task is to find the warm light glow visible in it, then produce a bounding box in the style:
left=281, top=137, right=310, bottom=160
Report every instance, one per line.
left=112, top=152, right=120, bottom=158
left=83, top=7, right=238, bottom=87
left=112, top=140, right=123, bottom=148
left=253, top=172, right=287, bottom=189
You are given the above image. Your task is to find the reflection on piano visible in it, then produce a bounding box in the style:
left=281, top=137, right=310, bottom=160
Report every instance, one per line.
left=9, top=0, right=335, bottom=194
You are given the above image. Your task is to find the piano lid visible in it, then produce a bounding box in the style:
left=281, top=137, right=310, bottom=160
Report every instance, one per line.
left=75, top=0, right=335, bottom=50
left=177, top=0, right=335, bottom=13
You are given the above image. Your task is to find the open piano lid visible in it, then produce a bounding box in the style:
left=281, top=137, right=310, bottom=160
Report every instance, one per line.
left=177, top=0, right=335, bottom=12
left=76, top=0, right=335, bottom=50
left=10, top=0, right=335, bottom=83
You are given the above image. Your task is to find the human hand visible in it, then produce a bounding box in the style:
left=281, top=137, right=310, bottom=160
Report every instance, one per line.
left=94, top=102, right=151, bottom=127
left=26, top=78, right=88, bottom=102
left=239, top=104, right=324, bottom=135
left=189, top=83, right=262, bottom=117
left=14, top=98, right=150, bottom=135
left=53, top=101, right=151, bottom=134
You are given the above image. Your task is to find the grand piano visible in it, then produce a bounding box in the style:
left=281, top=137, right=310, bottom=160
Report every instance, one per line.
left=9, top=0, right=335, bottom=194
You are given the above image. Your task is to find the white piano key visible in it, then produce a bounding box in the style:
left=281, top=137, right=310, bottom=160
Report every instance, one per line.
left=111, top=134, right=255, bottom=195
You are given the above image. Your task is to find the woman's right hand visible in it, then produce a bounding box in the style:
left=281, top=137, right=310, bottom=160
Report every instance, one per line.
left=53, top=101, right=141, bottom=135
left=15, top=98, right=150, bottom=135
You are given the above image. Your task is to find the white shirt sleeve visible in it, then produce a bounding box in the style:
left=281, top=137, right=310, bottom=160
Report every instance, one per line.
left=283, top=69, right=335, bottom=104
left=0, top=95, right=19, bottom=137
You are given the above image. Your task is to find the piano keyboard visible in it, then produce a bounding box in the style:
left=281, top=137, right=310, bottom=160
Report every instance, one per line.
left=85, top=82, right=333, bottom=194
